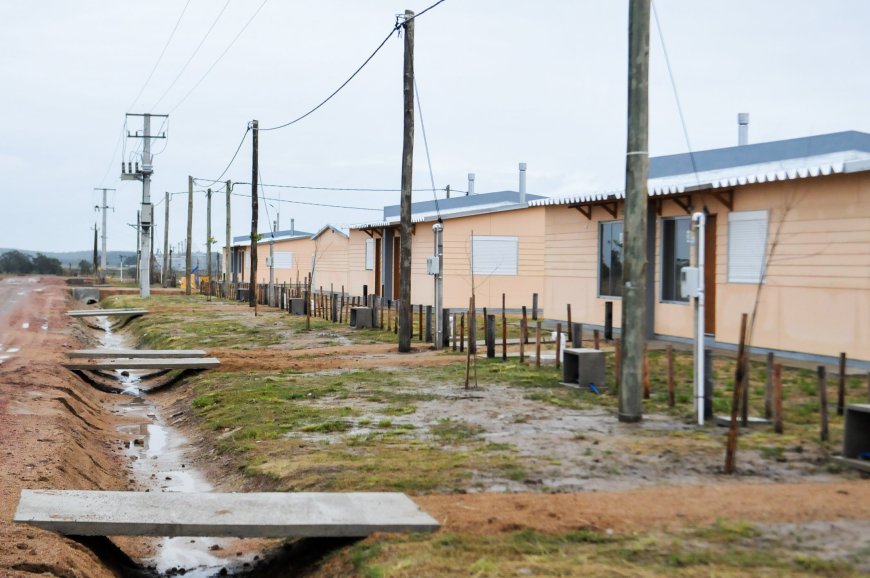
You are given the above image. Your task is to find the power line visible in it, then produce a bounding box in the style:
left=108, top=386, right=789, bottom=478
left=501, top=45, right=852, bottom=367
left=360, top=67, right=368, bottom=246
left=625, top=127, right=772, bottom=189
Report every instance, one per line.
left=196, top=127, right=251, bottom=187
left=651, top=2, right=701, bottom=189
left=414, top=76, right=442, bottom=219
left=98, top=122, right=126, bottom=187
left=259, top=26, right=398, bottom=132
left=150, top=0, right=232, bottom=111
left=229, top=191, right=381, bottom=212
left=228, top=181, right=440, bottom=193
left=129, top=0, right=192, bottom=111
left=168, top=0, right=269, bottom=114
left=257, top=0, right=449, bottom=132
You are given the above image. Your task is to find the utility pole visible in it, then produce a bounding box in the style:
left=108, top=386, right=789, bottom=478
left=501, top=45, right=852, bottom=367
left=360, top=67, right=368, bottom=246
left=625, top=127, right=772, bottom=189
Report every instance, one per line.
left=250, top=120, right=259, bottom=309
left=92, top=223, right=99, bottom=277
left=94, top=188, right=114, bottom=283
left=433, top=220, right=444, bottom=349
left=619, top=0, right=651, bottom=423
left=135, top=210, right=141, bottom=282
left=121, top=113, right=167, bottom=297
left=206, top=188, right=213, bottom=301
left=225, top=180, right=232, bottom=294
left=398, top=9, right=415, bottom=353
left=186, top=176, right=193, bottom=295
left=163, top=192, right=170, bottom=287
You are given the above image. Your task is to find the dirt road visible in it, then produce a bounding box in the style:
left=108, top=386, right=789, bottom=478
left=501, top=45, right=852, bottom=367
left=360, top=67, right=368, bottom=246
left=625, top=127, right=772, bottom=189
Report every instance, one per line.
left=0, top=277, right=123, bottom=577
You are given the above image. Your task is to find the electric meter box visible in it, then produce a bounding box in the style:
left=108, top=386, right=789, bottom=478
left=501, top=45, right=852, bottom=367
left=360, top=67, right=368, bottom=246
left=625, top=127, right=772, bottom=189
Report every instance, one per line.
left=426, top=256, right=440, bottom=275
left=140, top=203, right=153, bottom=226
left=680, top=266, right=699, bottom=299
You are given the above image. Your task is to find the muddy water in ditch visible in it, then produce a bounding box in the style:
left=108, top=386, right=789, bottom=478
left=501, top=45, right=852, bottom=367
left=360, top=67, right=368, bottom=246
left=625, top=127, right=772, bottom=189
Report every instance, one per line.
left=98, top=317, right=259, bottom=576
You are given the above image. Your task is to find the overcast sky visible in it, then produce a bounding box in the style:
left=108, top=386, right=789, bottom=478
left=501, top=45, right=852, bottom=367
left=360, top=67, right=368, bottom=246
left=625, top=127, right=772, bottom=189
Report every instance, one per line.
left=1, top=0, right=868, bottom=254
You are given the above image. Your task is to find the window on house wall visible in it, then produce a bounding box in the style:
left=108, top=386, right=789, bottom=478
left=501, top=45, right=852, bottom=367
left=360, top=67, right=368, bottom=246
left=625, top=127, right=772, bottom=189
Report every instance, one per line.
left=365, top=238, right=375, bottom=270
left=598, top=221, right=623, bottom=297
left=661, top=217, right=691, bottom=302
left=728, top=210, right=768, bottom=283
left=272, top=251, right=294, bottom=270
left=471, top=236, right=518, bottom=276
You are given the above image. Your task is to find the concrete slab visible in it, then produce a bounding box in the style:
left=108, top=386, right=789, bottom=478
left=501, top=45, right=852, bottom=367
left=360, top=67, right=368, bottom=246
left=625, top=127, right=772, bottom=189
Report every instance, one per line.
left=67, top=309, right=148, bottom=318
left=714, top=415, right=773, bottom=427
left=68, top=349, right=208, bottom=359
left=15, top=490, right=440, bottom=537
left=63, top=357, right=220, bottom=371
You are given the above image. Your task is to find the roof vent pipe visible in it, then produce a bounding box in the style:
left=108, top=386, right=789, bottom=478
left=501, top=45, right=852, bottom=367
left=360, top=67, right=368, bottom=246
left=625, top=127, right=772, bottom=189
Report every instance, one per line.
left=519, top=162, right=527, bottom=204
left=291, top=218, right=295, bottom=237
left=738, top=112, right=750, bottom=146
left=467, top=173, right=475, bottom=196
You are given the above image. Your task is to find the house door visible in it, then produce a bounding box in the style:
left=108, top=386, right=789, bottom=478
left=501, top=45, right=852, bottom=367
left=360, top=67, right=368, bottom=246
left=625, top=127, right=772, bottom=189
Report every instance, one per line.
left=704, top=215, right=717, bottom=335
left=375, top=238, right=382, bottom=296
left=392, top=238, right=401, bottom=299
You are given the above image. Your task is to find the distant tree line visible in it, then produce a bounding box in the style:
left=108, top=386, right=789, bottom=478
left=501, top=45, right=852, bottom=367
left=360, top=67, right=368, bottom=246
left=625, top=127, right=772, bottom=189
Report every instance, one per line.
left=0, top=250, right=64, bottom=275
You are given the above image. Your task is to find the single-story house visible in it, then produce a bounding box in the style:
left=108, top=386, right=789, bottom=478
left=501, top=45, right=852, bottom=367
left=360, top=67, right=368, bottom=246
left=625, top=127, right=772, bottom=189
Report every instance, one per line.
left=531, top=130, right=870, bottom=362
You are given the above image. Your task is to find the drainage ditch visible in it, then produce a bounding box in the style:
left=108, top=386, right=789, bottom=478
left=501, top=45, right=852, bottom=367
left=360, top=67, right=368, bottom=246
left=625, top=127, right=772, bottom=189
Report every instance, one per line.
left=94, top=317, right=268, bottom=577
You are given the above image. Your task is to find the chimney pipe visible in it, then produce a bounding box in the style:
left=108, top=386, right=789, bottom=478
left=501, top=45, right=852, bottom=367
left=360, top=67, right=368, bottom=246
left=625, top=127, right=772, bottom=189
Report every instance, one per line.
left=291, top=218, right=295, bottom=237
left=519, top=162, right=527, bottom=204
left=738, top=112, right=749, bottom=146
left=467, top=173, right=475, bottom=196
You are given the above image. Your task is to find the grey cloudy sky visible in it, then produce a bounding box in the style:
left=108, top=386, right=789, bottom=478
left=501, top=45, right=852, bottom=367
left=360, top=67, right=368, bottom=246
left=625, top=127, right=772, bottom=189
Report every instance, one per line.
left=1, top=0, right=868, bottom=254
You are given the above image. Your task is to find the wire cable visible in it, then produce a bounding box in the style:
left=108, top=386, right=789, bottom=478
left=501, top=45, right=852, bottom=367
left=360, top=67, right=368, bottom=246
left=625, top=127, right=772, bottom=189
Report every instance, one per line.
left=651, top=2, right=701, bottom=190
left=98, top=122, right=127, bottom=187
left=150, top=0, right=232, bottom=111
left=168, top=0, right=269, bottom=114
left=413, top=76, right=442, bottom=219
left=228, top=182, right=438, bottom=193
left=196, top=127, right=251, bottom=187
left=230, top=191, right=381, bottom=212
left=259, top=26, right=398, bottom=131
left=129, top=0, right=192, bottom=111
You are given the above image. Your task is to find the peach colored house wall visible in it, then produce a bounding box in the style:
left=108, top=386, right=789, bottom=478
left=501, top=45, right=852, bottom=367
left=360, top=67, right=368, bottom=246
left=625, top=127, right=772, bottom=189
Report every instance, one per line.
left=542, top=204, right=623, bottom=329
left=422, top=207, right=547, bottom=310
left=542, top=172, right=869, bottom=361
left=711, top=173, right=869, bottom=361
left=311, top=229, right=349, bottom=292
left=347, top=229, right=375, bottom=296
left=252, top=237, right=315, bottom=285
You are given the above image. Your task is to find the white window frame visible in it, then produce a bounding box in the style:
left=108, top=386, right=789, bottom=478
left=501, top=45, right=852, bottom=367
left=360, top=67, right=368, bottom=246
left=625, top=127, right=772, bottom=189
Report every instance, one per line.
left=364, top=238, right=375, bottom=271
left=727, top=210, right=768, bottom=284
left=471, top=235, right=518, bottom=276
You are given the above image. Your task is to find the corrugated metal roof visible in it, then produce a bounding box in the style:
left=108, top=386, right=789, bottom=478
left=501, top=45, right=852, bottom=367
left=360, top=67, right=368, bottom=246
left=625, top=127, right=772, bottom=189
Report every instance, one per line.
left=382, top=190, right=544, bottom=220
left=231, top=228, right=314, bottom=247
left=530, top=131, right=870, bottom=208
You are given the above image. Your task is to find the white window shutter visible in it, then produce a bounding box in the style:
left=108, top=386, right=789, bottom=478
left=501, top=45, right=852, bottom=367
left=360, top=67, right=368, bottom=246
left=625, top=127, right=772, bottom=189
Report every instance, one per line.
left=365, top=238, right=375, bottom=270
left=728, top=211, right=768, bottom=283
left=272, top=251, right=294, bottom=270
left=471, top=236, right=518, bottom=276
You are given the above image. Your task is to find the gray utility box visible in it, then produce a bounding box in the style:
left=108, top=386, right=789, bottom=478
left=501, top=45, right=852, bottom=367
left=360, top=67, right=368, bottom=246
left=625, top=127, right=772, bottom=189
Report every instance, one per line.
left=288, top=298, right=306, bottom=316
left=350, top=307, right=373, bottom=329
left=562, top=348, right=605, bottom=389
left=843, top=404, right=870, bottom=459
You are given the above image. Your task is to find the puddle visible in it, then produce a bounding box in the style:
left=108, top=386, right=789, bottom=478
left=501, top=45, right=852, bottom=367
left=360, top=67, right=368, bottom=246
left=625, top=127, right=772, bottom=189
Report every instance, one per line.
left=100, top=316, right=259, bottom=576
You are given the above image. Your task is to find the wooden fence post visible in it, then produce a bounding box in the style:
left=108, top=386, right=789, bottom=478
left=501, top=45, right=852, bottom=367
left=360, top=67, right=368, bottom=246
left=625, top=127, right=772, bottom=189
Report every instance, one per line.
left=459, top=313, right=465, bottom=353
left=502, top=293, right=507, bottom=361
left=818, top=365, right=829, bottom=443
left=418, top=304, right=423, bottom=341
left=773, top=363, right=783, bottom=434
left=519, top=318, right=525, bottom=364
left=555, top=322, right=562, bottom=370
left=567, top=304, right=572, bottom=344
left=667, top=344, right=675, bottom=408
left=725, top=313, right=749, bottom=475
left=535, top=320, right=542, bottom=369
left=521, top=306, right=528, bottom=344
left=837, top=352, right=846, bottom=416
left=765, top=351, right=774, bottom=420
left=593, top=329, right=600, bottom=350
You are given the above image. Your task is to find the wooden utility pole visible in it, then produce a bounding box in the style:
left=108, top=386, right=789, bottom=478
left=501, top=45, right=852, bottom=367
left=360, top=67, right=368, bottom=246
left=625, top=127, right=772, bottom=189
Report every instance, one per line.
left=397, top=9, right=415, bottom=353
left=206, top=188, right=212, bottom=301
left=225, top=180, right=232, bottom=294
left=163, top=191, right=169, bottom=287
left=185, top=175, right=193, bottom=295
left=250, top=120, right=259, bottom=309
left=618, top=0, right=650, bottom=423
